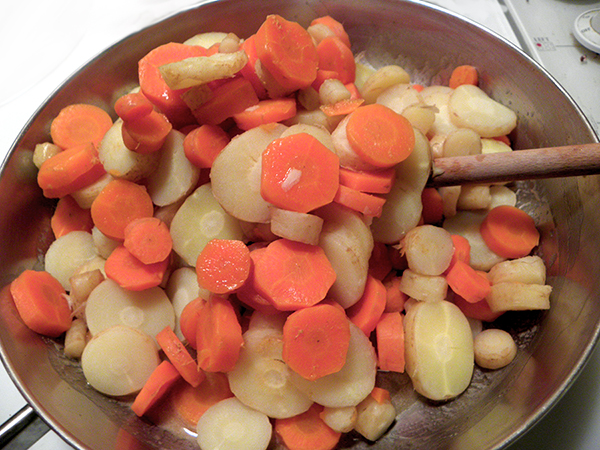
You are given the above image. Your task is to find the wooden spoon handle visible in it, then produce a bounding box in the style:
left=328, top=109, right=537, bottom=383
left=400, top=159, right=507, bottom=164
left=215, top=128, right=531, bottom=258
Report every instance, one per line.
left=428, top=143, right=600, bottom=187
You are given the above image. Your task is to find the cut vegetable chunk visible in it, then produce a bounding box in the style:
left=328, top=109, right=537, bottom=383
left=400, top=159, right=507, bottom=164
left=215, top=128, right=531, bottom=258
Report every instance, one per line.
left=275, top=403, right=341, bottom=450
left=50, top=103, right=113, bottom=150
left=131, top=360, right=181, bottom=417
left=104, top=245, right=169, bottom=291
left=375, top=311, right=405, bottom=373
left=480, top=205, right=540, bottom=259
left=196, top=239, right=251, bottom=294
left=156, top=325, right=205, bottom=387
left=124, top=217, right=172, bottom=265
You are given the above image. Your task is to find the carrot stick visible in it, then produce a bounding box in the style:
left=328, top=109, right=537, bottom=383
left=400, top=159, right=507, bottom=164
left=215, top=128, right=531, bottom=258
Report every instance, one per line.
left=345, top=104, right=415, bottom=168
left=320, top=98, right=364, bottom=117
left=239, top=35, right=268, bottom=99
left=131, top=360, right=181, bottom=417
left=104, top=245, right=170, bottom=291
left=452, top=294, right=504, bottom=322
left=449, top=65, right=479, bottom=89
left=234, top=246, right=280, bottom=315
left=445, top=259, right=491, bottom=304
left=179, top=297, right=206, bottom=349
left=333, top=184, right=386, bottom=217
left=50, top=195, right=93, bottom=238
left=183, top=124, right=230, bottom=169
left=421, top=187, right=444, bottom=224
left=368, top=242, right=393, bottom=280
left=375, top=311, right=405, bottom=373
left=383, top=274, right=408, bottom=312
left=255, top=14, right=319, bottom=91
left=252, top=238, right=337, bottom=311
left=50, top=104, right=113, bottom=150
left=90, top=179, right=154, bottom=240
left=233, top=97, right=297, bottom=131
left=37, top=142, right=106, bottom=199
left=156, top=325, right=205, bottom=387
left=121, top=108, right=172, bottom=154
left=275, top=403, right=341, bottom=450
left=282, top=303, right=351, bottom=380
left=195, top=295, right=243, bottom=372
left=261, top=132, right=340, bottom=213
left=338, top=167, right=395, bottom=194
left=480, top=205, right=540, bottom=259
left=124, top=217, right=173, bottom=265
left=316, top=36, right=356, bottom=84
left=195, top=239, right=251, bottom=294
left=10, top=270, right=72, bottom=338
left=346, top=274, right=387, bottom=336
left=310, top=16, right=352, bottom=49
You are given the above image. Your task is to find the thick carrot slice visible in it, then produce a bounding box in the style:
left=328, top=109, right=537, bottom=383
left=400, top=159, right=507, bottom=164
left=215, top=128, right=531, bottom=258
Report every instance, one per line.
left=446, top=259, right=491, bottom=304
left=195, top=295, right=243, bottom=372
left=345, top=82, right=362, bottom=100
left=310, top=15, right=352, bottom=48
left=104, top=245, right=169, bottom=291
left=255, top=14, right=319, bottom=91
left=333, top=184, right=386, bottom=218
left=233, top=97, right=297, bottom=131
left=37, top=142, right=106, bottom=199
left=10, top=270, right=72, bottom=338
left=449, top=65, right=479, bottom=89
left=234, top=246, right=281, bottom=316
left=195, top=239, right=251, bottom=294
left=156, top=325, right=205, bottom=387
left=90, top=179, right=154, bottom=240
left=283, top=303, right=351, bottom=381
left=320, top=98, right=364, bottom=117
left=239, top=35, right=268, bottom=99
left=346, top=274, right=387, bottom=336
left=316, top=36, right=356, bottom=84
left=121, top=109, right=172, bottom=154
left=253, top=239, right=337, bottom=311
left=179, top=297, right=206, bottom=349
left=190, top=77, right=259, bottom=125
left=50, top=195, right=93, bottom=238
left=370, top=386, right=392, bottom=405
left=452, top=294, right=504, bottom=322
left=261, top=133, right=340, bottom=213
left=376, top=311, right=405, bottom=373
left=131, top=360, right=181, bottom=417
left=368, top=242, right=393, bottom=281
left=114, top=92, right=154, bottom=123
left=124, top=217, right=173, bottom=265
left=345, top=104, right=415, bottom=168
left=421, top=187, right=444, bottom=224
left=480, top=205, right=540, bottom=259
left=275, top=403, right=341, bottom=450
left=339, top=167, right=395, bottom=194
left=448, top=234, right=471, bottom=270
left=50, top=104, right=113, bottom=150
left=311, top=69, right=340, bottom=91
left=383, top=274, right=408, bottom=312
left=183, top=124, right=230, bottom=169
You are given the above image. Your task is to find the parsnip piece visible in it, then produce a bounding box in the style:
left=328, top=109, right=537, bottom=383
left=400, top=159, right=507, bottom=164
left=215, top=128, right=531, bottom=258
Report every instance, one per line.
left=184, top=31, right=228, bottom=47
left=354, top=62, right=376, bottom=91
left=98, top=120, right=160, bottom=181
left=247, top=310, right=288, bottom=333
left=69, top=269, right=104, bottom=318
left=442, top=128, right=482, bottom=157
left=457, top=185, right=492, bottom=210
left=32, top=142, right=61, bottom=169
left=488, top=256, right=546, bottom=285
left=147, top=130, right=200, bottom=206
left=218, top=33, right=241, bottom=53
left=319, top=78, right=351, bottom=105
left=398, top=269, right=448, bottom=302
left=92, top=226, right=120, bottom=259
left=314, top=203, right=374, bottom=309
left=284, top=108, right=342, bottom=133
left=165, top=267, right=209, bottom=342
left=404, top=300, right=474, bottom=401
left=448, top=85, right=517, bottom=138
left=297, top=87, right=321, bottom=111
left=485, top=282, right=552, bottom=312
left=401, top=104, right=436, bottom=136
left=45, top=231, right=98, bottom=290
left=402, top=225, right=454, bottom=276
left=64, top=318, right=88, bottom=359
left=473, top=328, right=517, bottom=370
left=159, top=51, right=248, bottom=90
left=85, top=279, right=175, bottom=341
left=170, top=183, right=244, bottom=266
left=420, top=85, right=458, bottom=136
left=360, top=65, right=411, bottom=104
left=71, top=173, right=114, bottom=209
left=72, top=256, right=106, bottom=278
left=331, top=115, right=375, bottom=171
left=306, top=23, right=335, bottom=45
left=354, top=393, right=396, bottom=441
left=376, top=83, right=421, bottom=114
left=488, top=185, right=517, bottom=209
left=290, top=322, right=377, bottom=408
left=82, top=325, right=159, bottom=396
left=280, top=124, right=336, bottom=154
left=439, top=185, right=461, bottom=218
left=196, top=397, right=272, bottom=450
left=270, top=208, right=324, bottom=245
left=211, top=124, right=287, bottom=223
left=481, top=138, right=512, bottom=154
left=320, top=406, right=357, bottom=433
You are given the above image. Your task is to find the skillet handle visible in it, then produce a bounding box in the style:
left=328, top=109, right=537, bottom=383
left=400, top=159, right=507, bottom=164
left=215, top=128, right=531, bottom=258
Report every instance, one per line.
left=0, top=404, right=49, bottom=448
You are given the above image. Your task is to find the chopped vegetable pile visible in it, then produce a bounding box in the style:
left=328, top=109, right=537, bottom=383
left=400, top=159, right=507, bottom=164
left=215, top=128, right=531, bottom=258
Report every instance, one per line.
left=8, top=13, right=552, bottom=450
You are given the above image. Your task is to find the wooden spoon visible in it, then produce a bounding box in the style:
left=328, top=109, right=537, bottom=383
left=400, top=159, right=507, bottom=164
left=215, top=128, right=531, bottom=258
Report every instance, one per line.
left=428, top=143, right=600, bottom=187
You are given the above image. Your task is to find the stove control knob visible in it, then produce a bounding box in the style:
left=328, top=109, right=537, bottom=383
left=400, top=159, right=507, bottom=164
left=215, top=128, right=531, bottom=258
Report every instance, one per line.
left=574, top=9, right=600, bottom=54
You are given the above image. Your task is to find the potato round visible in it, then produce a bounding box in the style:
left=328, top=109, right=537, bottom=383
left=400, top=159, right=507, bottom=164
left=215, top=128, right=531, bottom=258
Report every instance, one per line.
left=44, top=231, right=98, bottom=290
left=402, top=225, right=454, bottom=276
left=473, top=328, right=517, bottom=370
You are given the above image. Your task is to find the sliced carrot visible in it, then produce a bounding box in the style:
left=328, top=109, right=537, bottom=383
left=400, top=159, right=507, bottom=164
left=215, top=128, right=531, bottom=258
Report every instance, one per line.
left=452, top=294, right=504, bottom=322
left=346, top=274, right=387, bottom=336
left=446, top=259, right=491, bottom=304
left=104, top=245, right=169, bottom=291
left=411, top=84, right=424, bottom=92
left=50, top=104, right=113, bottom=150
left=10, top=270, right=72, bottom=338
left=131, top=360, right=181, bottom=417
left=375, top=311, right=405, bottom=373
left=320, top=98, right=364, bottom=117
left=345, top=82, right=362, bottom=100
left=448, top=64, right=479, bottom=89
left=310, top=15, right=351, bottom=49
left=421, top=187, right=444, bottom=224
left=346, top=104, right=415, bottom=168
left=190, top=77, right=259, bottom=125
left=114, top=92, right=154, bottom=123
left=234, top=246, right=280, bottom=315
left=239, top=35, right=268, bottom=99
left=253, top=239, right=337, bottom=311
left=50, top=195, right=93, bottom=238
left=183, top=124, right=230, bottom=169
left=156, top=325, right=205, bottom=387
left=121, top=109, right=172, bottom=154
left=255, top=14, right=319, bottom=91
left=333, top=184, right=386, bottom=217
left=90, top=179, right=154, bottom=240
left=311, top=69, right=340, bottom=91
left=275, top=403, right=341, bottom=450
left=261, top=132, right=339, bottom=213
left=179, top=297, right=206, bottom=349
left=233, top=97, right=297, bottom=131
left=448, top=234, right=471, bottom=270
left=338, top=167, right=395, bottom=194
left=480, top=205, right=540, bottom=259
left=370, top=386, right=392, bottom=405
left=316, top=36, right=356, bottom=84
left=195, top=295, right=243, bottom=372
left=37, top=142, right=106, bottom=199
left=123, top=217, right=173, bottom=265
left=368, top=242, right=393, bottom=280
left=282, top=303, right=351, bottom=381
left=383, top=274, right=408, bottom=312
left=195, top=239, right=251, bottom=294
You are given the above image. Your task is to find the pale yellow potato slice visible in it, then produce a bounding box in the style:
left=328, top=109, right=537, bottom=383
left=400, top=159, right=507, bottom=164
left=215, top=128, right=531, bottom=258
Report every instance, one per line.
left=442, top=128, right=482, bottom=157
left=457, top=185, right=492, bottom=210
left=420, top=85, right=458, bottom=136
left=320, top=406, right=357, bottom=433
left=486, top=282, right=552, bottom=312
left=44, top=231, right=98, bottom=290
left=402, top=225, right=454, bottom=276
left=360, top=65, right=411, bottom=104
left=488, top=255, right=547, bottom=285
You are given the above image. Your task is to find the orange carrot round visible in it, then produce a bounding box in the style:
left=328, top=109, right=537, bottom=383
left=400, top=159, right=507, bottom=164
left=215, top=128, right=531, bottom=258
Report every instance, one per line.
left=333, top=184, right=386, bottom=217
left=446, top=259, right=491, bottom=304
left=345, top=104, right=415, bottom=168
left=283, top=303, right=351, bottom=381
left=346, top=274, right=387, bottom=336
left=183, top=124, right=230, bottom=169
left=275, top=403, right=341, bottom=450
left=10, top=270, right=72, bottom=337
left=156, top=325, right=205, bottom=387
left=114, top=92, right=154, bottom=123
left=316, top=36, right=356, bottom=84
left=195, top=239, right=251, bottom=294
left=124, top=217, right=173, bottom=265
left=480, top=205, right=540, bottom=259
left=261, top=133, right=340, bottom=214
left=190, top=77, right=259, bottom=125
left=131, top=360, right=181, bottom=417
left=50, top=195, right=93, bottom=238
left=234, top=246, right=281, bottom=315
left=239, top=35, right=268, bottom=99
left=448, top=234, right=471, bottom=270
left=449, top=64, right=479, bottom=89
left=376, top=311, right=405, bottom=373
left=179, top=297, right=206, bottom=349
left=233, top=97, right=297, bottom=131
left=310, top=15, right=351, bottom=48
left=338, top=167, right=395, bottom=195
left=121, top=109, right=172, bottom=154
left=50, top=104, right=113, bottom=150
left=104, top=245, right=170, bottom=291
left=90, top=179, right=154, bottom=240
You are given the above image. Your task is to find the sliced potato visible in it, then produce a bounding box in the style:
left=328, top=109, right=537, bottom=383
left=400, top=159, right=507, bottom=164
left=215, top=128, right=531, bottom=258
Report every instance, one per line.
left=270, top=208, right=324, bottom=245
left=44, top=231, right=98, bottom=290
left=401, top=104, right=436, bottom=136
left=320, top=406, right=357, bottom=433
left=486, top=282, right=552, bottom=312
left=488, top=185, right=517, bottom=209
left=488, top=255, right=546, bottom=285
left=360, top=65, right=411, bottom=104
left=376, top=83, right=421, bottom=114
left=398, top=269, right=448, bottom=302
left=457, top=185, right=492, bottom=210
left=481, top=137, right=512, bottom=154
left=402, top=225, right=454, bottom=276
left=184, top=31, right=228, bottom=47
left=420, top=85, right=458, bottom=136
left=71, top=173, right=114, bottom=209
left=442, top=128, right=482, bottom=158
left=354, top=393, right=396, bottom=441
